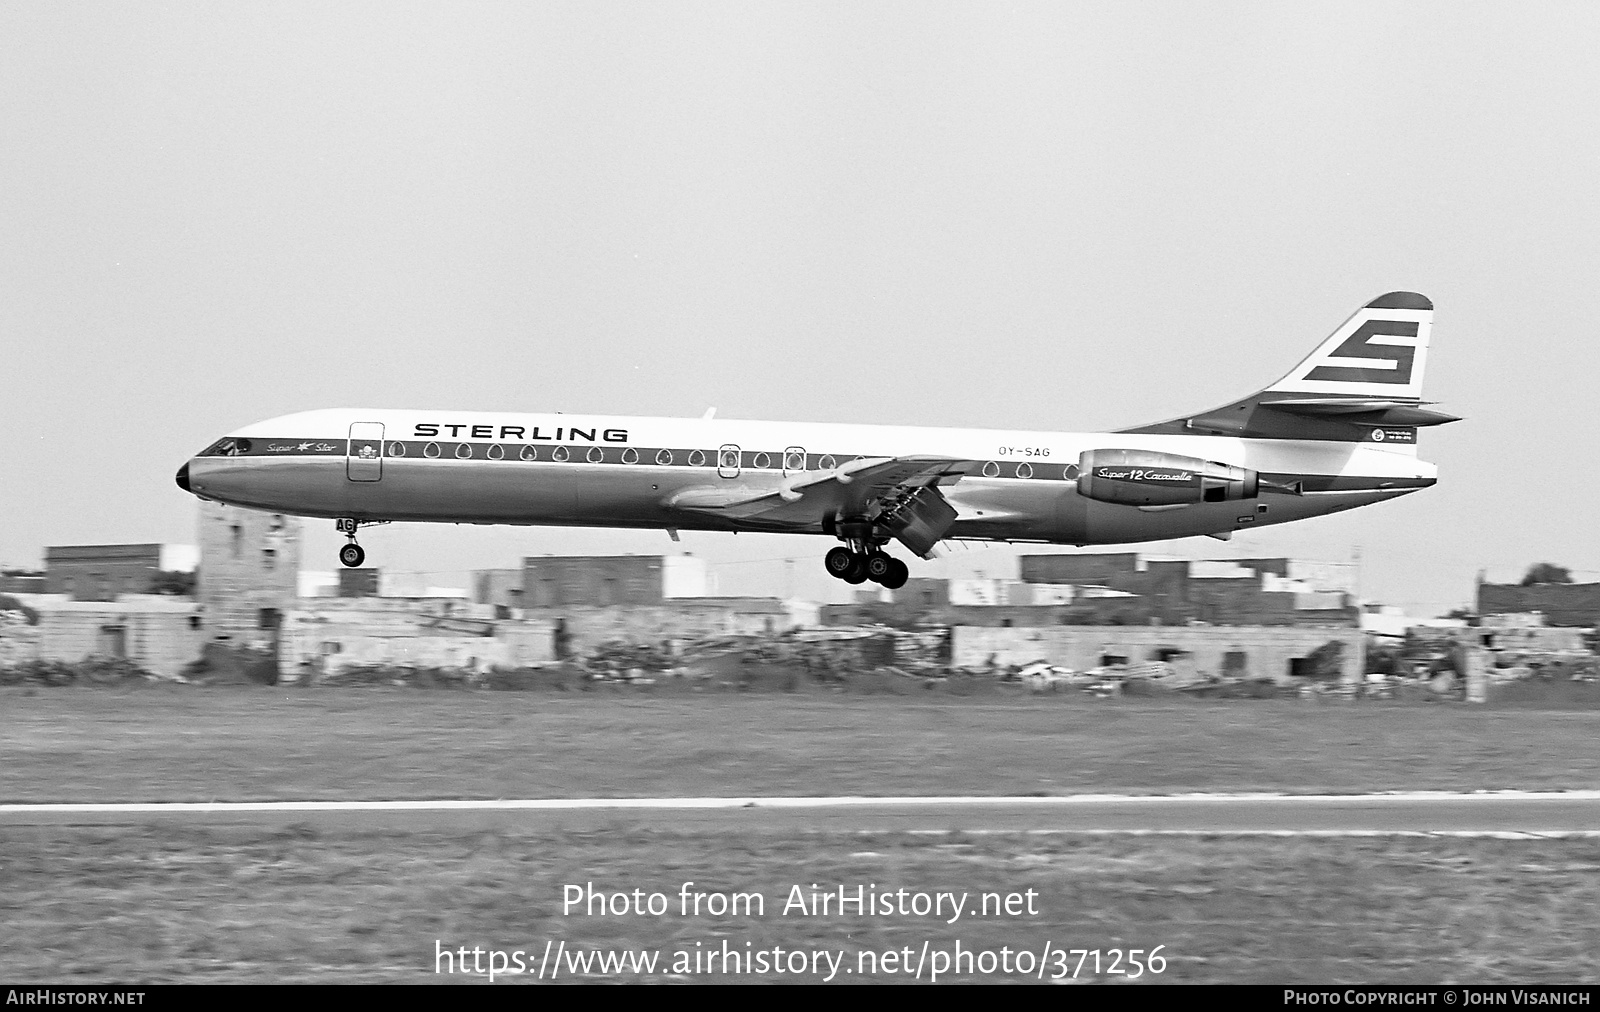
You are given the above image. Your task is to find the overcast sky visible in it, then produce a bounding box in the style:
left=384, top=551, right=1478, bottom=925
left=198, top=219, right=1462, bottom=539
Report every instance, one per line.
left=3, top=2, right=1597, bottom=612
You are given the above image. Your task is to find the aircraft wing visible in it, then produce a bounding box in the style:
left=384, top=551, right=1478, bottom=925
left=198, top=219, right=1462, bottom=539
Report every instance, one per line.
left=665, top=456, right=966, bottom=557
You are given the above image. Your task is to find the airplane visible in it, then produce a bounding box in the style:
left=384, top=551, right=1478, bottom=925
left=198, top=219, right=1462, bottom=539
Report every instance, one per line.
left=175, top=292, right=1456, bottom=591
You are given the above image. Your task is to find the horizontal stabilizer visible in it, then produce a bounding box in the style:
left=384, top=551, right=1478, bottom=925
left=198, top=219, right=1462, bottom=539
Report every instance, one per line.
left=1119, top=291, right=1459, bottom=442
left=1261, top=398, right=1461, bottom=427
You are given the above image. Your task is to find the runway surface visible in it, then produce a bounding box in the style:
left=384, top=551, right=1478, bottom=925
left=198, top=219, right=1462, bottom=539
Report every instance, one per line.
left=4, top=791, right=1600, bottom=835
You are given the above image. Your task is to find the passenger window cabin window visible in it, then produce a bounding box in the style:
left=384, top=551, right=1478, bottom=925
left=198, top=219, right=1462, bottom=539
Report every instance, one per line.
left=553, top=446, right=570, bottom=462
left=520, top=445, right=538, bottom=461
left=656, top=449, right=674, bottom=465
left=688, top=449, right=706, bottom=467
left=753, top=452, right=771, bottom=469
left=621, top=448, right=639, bottom=464
left=487, top=444, right=504, bottom=460
left=424, top=442, right=441, bottom=458
left=587, top=447, right=605, bottom=463
left=455, top=443, right=473, bottom=459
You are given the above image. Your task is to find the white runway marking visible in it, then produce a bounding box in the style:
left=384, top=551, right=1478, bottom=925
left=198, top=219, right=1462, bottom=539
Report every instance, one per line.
left=905, top=829, right=1600, bottom=839
left=3, top=788, right=1600, bottom=815
left=6, top=791, right=1599, bottom=833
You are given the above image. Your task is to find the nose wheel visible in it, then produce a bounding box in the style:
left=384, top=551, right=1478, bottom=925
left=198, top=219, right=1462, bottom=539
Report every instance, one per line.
left=336, top=518, right=385, bottom=568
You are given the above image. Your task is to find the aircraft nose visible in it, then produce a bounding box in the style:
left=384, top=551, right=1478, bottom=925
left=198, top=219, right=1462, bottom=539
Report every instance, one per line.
left=175, top=462, right=192, bottom=493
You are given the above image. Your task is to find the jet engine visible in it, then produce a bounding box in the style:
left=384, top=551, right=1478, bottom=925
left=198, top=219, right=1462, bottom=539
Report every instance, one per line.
left=1074, top=449, right=1262, bottom=507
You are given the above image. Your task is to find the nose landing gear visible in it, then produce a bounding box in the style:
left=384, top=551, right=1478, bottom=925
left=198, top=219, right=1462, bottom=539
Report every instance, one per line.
left=336, top=518, right=387, bottom=568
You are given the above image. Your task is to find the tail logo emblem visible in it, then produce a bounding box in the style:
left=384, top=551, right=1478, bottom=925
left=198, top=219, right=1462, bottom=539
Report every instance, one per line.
left=1304, top=319, right=1419, bottom=386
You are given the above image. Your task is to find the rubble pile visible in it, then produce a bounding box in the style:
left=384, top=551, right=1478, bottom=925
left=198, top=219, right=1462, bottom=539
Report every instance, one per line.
left=182, top=643, right=279, bottom=685
left=8, top=616, right=1595, bottom=703
left=997, top=658, right=1289, bottom=698
left=1494, top=651, right=1597, bottom=681
left=1358, top=643, right=1599, bottom=703
left=0, top=656, right=155, bottom=685
left=269, top=626, right=1363, bottom=699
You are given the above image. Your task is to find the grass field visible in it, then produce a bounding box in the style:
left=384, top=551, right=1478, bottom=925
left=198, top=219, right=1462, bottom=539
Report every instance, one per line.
left=3, top=685, right=1598, bottom=984
left=4, top=684, right=1600, bottom=803
left=2, top=827, right=1597, bottom=983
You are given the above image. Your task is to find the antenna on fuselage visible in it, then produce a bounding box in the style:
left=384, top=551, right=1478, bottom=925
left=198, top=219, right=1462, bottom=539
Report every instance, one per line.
left=702, top=407, right=716, bottom=420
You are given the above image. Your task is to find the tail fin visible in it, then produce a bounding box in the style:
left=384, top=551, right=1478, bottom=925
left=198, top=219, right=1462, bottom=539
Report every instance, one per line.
left=1268, top=291, right=1432, bottom=400
left=1120, top=291, right=1459, bottom=441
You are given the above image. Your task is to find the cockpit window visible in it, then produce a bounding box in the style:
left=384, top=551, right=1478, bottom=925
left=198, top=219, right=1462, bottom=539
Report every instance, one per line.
left=205, top=437, right=252, bottom=456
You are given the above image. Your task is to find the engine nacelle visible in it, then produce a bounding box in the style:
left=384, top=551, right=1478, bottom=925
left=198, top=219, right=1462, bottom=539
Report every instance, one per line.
left=1074, top=449, right=1258, bottom=507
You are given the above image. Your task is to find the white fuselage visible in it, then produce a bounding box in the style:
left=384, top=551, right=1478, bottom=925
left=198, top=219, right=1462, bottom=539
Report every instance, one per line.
left=179, top=407, right=1436, bottom=548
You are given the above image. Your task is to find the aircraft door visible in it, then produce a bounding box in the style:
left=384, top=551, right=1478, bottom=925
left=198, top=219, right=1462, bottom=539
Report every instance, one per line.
left=783, top=446, right=807, bottom=475
left=347, top=422, right=384, bottom=481
left=718, top=444, right=741, bottom=479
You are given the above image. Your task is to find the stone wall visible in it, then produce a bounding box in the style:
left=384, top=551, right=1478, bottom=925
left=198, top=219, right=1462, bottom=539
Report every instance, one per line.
left=278, top=599, right=556, bottom=679
left=27, top=599, right=203, bottom=678
left=1478, top=583, right=1600, bottom=627
left=0, top=611, right=40, bottom=666
left=952, top=625, right=1364, bottom=683
left=522, top=599, right=791, bottom=657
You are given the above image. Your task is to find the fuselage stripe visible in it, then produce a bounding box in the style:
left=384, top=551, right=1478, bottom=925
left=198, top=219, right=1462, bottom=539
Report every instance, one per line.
left=201, top=437, right=1432, bottom=492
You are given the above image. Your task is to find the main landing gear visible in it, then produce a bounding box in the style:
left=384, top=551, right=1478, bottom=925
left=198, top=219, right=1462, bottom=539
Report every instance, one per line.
left=335, top=518, right=386, bottom=568
left=822, top=516, right=910, bottom=589
left=824, top=546, right=909, bottom=589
